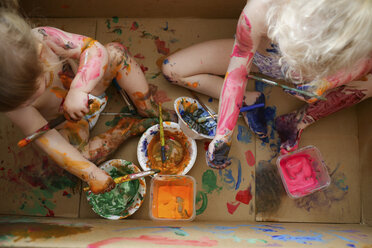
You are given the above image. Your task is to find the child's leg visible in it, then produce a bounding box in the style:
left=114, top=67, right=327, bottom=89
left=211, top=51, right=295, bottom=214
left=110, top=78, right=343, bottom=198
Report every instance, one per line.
left=162, top=39, right=266, bottom=137
left=276, top=76, right=372, bottom=152
left=58, top=119, right=90, bottom=151
left=105, top=42, right=176, bottom=121
left=81, top=117, right=158, bottom=164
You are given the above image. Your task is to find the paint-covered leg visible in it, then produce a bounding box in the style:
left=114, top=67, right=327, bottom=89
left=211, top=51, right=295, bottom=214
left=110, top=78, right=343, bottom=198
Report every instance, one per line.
left=206, top=133, right=232, bottom=169
left=241, top=92, right=267, bottom=139
left=276, top=84, right=369, bottom=152
left=83, top=117, right=158, bottom=164
left=58, top=119, right=90, bottom=151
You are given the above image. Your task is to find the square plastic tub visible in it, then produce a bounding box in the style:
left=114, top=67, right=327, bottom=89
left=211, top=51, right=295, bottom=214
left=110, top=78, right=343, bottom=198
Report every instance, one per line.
left=276, top=145, right=331, bottom=199
left=149, top=175, right=196, bottom=221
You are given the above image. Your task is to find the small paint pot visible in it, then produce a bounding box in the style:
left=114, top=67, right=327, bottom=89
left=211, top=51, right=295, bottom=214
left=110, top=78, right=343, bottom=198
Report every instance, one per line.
left=174, top=97, right=217, bottom=140
left=276, top=146, right=331, bottom=199
left=137, top=122, right=197, bottom=175
left=85, top=159, right=146, bottom=220
left=149, top=175, right=196, bottom=221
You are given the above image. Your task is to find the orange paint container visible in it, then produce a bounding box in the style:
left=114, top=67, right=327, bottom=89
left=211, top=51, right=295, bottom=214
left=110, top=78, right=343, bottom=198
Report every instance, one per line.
left=150, top=175, right=196, bottom=221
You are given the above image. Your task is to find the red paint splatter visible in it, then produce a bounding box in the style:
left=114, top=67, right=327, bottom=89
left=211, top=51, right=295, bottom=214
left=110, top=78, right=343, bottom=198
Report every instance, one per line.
left=227, top=202, right=240, bottom=215
left=61, top=4, right=70, bottom=9
left=44, top=205, right=55, bottom=217
left=244, top=150, right=255, bottom=166
left=204, top=141, right=211, bottom=151
left=140, top=64, right=148, bottom=73
left=63, top=191, right=69, bottom=196
left=134, top=53, right=145, bottom=59
left=235, top=188, right=252, bottom=205
left=154, top=38, right=170, bottom=55
left=130, top=21, right=139, bottom=31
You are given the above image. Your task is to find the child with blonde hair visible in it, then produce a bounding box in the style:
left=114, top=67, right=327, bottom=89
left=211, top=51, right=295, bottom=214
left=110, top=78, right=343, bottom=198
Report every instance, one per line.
left=162, top=0, right=372, bottom=168
left=0, top=2, right=175, bottom=193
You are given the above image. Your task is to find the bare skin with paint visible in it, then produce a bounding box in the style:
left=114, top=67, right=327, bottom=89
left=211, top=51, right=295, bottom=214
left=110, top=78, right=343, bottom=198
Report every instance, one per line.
left=6, top=27, right=174, bottom=194
left=162, top=0, right=372, bottom=167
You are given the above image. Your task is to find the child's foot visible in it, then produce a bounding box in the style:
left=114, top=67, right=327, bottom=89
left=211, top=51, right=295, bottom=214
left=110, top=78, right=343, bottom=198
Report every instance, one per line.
left=275, top=112, right=303, bottom=153
left=241, top=92, right=267, bottom=139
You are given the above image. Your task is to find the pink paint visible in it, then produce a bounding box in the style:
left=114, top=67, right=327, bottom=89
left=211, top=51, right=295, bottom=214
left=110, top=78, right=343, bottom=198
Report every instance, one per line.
left=227, top=202, right=240, bottom=214
left=154, top=38, right=170, bottom=55
left=87, top=235, right=218, bottom=248
left=235, top=188, right=252, bottom=205
left=231, top=14, right=254, bottom=60
left=279, top=154, right=318, bottom=195
left=325, top=57, right=372, bottom=89
left=75, top=46, right=104, bottom=88
left=217, top=65, right=247, bottom=135
left=244, top=150, right=255, bottom=166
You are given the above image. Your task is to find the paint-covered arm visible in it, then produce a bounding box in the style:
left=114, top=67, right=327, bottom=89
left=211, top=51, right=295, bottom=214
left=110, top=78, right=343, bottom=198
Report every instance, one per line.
left=289, top=56, right=372, bottom=103
left=34, top=27, right=108, bottom=120
left=207, top=0, right=266, bottom=169
left=6, top=107, right=115, bottom=194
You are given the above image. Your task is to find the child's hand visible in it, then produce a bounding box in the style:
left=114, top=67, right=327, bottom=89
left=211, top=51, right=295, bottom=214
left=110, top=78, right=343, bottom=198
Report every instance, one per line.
left=63, top=89, right=90, bottom=121
left=206, top=134, right=232, bottom=169
left=88, top=170, right=116, bottom=194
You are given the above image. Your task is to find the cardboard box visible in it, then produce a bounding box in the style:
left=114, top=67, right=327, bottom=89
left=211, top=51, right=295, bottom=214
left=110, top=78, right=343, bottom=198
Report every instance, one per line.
left=0, top=1, right=371, bottom=247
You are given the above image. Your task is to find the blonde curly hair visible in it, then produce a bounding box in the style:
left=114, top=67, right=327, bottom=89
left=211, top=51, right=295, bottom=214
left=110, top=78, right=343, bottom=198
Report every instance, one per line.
left=266, top=0, right=372, bottom=83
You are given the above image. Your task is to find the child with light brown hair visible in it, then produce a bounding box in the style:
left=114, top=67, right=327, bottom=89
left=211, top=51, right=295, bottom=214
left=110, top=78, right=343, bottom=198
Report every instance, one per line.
left=0, top=1, right=175, bottom=194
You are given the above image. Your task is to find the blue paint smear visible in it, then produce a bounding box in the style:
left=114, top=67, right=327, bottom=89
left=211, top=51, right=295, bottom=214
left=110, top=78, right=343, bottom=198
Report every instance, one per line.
left=347, top=244, right=356, bottom=248
left=150, top=129, right=158, bottom=135
left=328, top=233, right=357, bottom=243
left=266, top=43, right=279, bottom=54
left=141, top=138, right=148, bottom=157
left=252, top=227, right=278, bottom=232
left=214, top=226, right=238, bottom=230
left=270, top=233, right=324, bottom=244
left=163, top=59, right=169, bottom=64
left=208, top=98, right=213, bottom=102
left=237, top=125, right=252, bottom=144
left=255, top=80, right=267, bottom=93
left=217, top=157, right=241, bottom=190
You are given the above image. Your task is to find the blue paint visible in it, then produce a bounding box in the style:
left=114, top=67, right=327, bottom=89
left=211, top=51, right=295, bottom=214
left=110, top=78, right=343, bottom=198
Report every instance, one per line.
left=217, top=157, right=241, bottom=190
left=240, top=103, right=265, bottom=112
left=270, top=233, right=324, bottom=244
left=328, top=233, right=357, bottom=243
left=162, top=21, right=169, bottom=31
left=255, top=80, right=268, bottom=93
left=214, top=226, right=238, bottom=230
left=150, top=129, right=158, bottom=135
left=266, top=43, right=279, bottom=54
left=242, top=92, right=267, bottom=139
left=208, top=98, right=213, bottom=102
left=141, top=138, right=148, bottom=157
left=347, top=244, right=356, bottom=248
left=237, top=125, right=252, bottom=144
left=252, top=227, right=277, bottom=232
left=163, top=59, right=169, bottom=64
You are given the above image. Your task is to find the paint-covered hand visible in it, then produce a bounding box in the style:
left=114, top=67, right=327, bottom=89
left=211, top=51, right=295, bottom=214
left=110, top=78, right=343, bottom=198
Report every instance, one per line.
left=284, top=80, right=327, bottom=103
left=88, top=170, right=116, bottom=195
left=63, top=89, right=90, bottom=121
left=206, top=135, right=232, bottom=169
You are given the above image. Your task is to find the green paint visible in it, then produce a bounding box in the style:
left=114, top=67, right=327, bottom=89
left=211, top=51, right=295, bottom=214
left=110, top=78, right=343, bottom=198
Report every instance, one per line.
left=150, top=72, right=161, bottom=79
left=196, top=191, right=208, bottom=215
left=112, top=16, right=119, bottom=23
left=86, top=167, right=139, bottom=218
left=202, top=170, right=221, bottom=194
left=105, top=19, right=111, bottom=29
left=174, top=229, right=188, bottom=236
left=113, top=28, right=122, bottom=35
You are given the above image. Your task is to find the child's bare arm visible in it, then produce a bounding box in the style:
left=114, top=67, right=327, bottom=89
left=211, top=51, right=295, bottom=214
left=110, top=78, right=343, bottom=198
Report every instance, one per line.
left=207, top=0, right=268, bottom=168
left=33, top=27, right=109, bottom=120
left=6, top=107, right=115, bottom=194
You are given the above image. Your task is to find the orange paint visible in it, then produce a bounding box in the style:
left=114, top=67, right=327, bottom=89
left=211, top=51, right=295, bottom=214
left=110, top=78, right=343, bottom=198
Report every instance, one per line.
left=192, top=82, right=198, bottom=88
left=58, top=74, right=73, bottom=89
left=50, top=87, right=68, bottom=99
left=81, top=38, right=96, bottom=52
left=147, top=130, right=190, bottom=175
left=151, top=176, right=195, bottom=220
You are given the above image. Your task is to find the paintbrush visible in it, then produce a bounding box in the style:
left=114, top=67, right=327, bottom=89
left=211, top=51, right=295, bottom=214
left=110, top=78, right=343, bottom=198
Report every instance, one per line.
left=112, top=78, right=137, bottom=114
left=17, top=115, right=66, bottom=148
left=100, top=112, right=134, bottom=116
left=189, top=91, right=217, bottom=122
left=196, top=103, right=265, bottom=123
left=247, top=75, right=327, bottom=101
left=158, top=103, right=166, bottom=163
left=83, top=169, right=161, bottom=192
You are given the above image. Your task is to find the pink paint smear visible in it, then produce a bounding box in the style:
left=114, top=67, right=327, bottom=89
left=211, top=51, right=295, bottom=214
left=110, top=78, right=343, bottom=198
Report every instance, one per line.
left=87, top=235, right=218, bottom=247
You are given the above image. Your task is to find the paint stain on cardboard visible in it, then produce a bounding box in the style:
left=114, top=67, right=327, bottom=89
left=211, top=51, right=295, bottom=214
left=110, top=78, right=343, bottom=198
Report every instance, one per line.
left=0, top=222, right=91, bottom=242
left=256, top=160, right=285, bottom=214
